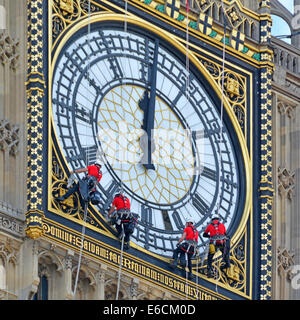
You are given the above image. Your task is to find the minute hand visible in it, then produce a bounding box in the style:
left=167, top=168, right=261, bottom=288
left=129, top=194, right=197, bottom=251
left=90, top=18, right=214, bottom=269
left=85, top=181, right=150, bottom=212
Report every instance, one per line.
left=142, top=39, right=159, bottom=170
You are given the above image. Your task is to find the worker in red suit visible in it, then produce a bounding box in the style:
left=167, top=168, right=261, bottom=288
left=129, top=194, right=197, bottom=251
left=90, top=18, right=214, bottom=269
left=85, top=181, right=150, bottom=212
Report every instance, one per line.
left=203, top=216, right=230, bottom=277
left=108, top=193, right=138, bottom=250
left=56, top=162, right=102, bottom=208
left=170, top=221, right=199, bottom=279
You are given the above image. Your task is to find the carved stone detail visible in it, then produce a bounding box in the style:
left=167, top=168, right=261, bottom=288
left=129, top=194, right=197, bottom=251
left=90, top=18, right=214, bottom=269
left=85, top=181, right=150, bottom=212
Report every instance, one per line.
left=63, top=254, right=73, bottom=270
left=130, top=278, right=139, bottom=299
left=0, top=239, right=17, bottom=263
left=278, top=167, right=296, bottom=200
left=277, top=247, right=295, bottom=280
left=0, top=214, right=24, bottom=237
left=277, top=101, right=296, bottom=119
left=0, top=32, right=19, bottom=70
left=0, top=119, right=20, bottom=157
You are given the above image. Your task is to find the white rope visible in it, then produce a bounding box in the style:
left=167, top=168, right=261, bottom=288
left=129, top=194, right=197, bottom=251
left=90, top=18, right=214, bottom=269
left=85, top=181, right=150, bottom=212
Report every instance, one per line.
left=185, top=1, right=190, bottom=101
left=116, top=224, right=125, bottom=300
left=115, top=6, right=129, bottom=299
left=216, top=0, right=226, bottom=218
left=124, top=0, right=128, bottom=33
left=73, top=202, right=88, bottom=299
left=72, top=0, right=91, bottom=300
left=212, top=0, right=226, bottom=294
left=195, top=254, right=200, bottom=299
left=185, top=250, right=189, bottom=300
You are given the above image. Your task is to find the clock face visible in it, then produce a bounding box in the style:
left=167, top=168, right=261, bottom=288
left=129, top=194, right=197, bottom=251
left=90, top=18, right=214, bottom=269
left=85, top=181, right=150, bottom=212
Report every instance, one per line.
left=52, top=22, right=242, bottom=257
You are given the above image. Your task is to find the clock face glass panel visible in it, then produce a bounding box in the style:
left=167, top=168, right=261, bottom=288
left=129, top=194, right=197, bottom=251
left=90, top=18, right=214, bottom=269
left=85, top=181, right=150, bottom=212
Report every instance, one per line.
left=52, top=23, right=241, bottom=257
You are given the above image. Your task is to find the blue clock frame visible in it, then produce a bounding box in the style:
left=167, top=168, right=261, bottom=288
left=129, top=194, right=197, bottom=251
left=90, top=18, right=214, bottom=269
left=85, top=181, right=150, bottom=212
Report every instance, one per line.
left=25, top=0, right=274, bottom=300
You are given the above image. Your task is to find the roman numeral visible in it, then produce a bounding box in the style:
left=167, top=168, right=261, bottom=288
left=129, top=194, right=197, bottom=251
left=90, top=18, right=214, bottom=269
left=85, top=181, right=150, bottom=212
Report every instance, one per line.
left=192, top=192, right=209, bottom=215
left=141, top=205, right=153, bottom=250
left=98, top=31, right=124, bottom=79
left=172, top=210, right=184, bottom=229
left=221, top=173, right=238, bottom=190
left=65, top=149, right=82, bottom=164
left=75, top=104, right=93, bottom=124
left=82, top=145, right=98, bottom=165
left=141, top=205, right=153, bottom=226
left=53, top=99, right=94, bottom=125
left=162, top=210, right=173, bottom=231
left=201, top=166, right=217, bottom=181
left=65, top=52, right=84, bottom=73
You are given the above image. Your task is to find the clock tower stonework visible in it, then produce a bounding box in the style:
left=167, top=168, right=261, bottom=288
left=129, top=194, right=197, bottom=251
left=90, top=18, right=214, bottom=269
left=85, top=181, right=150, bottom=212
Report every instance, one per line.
left=0, top=0, right=299, bottom=301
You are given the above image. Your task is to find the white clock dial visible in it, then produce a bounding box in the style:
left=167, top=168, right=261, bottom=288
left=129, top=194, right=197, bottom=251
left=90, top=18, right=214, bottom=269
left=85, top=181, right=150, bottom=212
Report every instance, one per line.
left=52, top=24, right=240, bottom=257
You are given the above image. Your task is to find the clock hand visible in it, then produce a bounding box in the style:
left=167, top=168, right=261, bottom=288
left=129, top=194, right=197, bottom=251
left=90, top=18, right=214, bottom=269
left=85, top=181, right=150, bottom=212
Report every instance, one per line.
left=139, top=39, right=159, bottom=170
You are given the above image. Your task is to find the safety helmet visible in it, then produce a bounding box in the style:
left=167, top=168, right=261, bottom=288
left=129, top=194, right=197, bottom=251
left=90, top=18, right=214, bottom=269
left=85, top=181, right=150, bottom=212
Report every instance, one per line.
left=186, top=220, right=194, bottom=224
left=211, top=216, right=220, bottom=222
left=94, top=162, right=102, bottom=168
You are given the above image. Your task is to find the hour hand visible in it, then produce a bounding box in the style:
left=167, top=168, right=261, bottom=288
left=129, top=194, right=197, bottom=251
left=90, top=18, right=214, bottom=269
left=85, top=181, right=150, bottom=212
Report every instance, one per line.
left=138, top=90, right=156, bottom=170
left=139, top=129, right=156, bottom=170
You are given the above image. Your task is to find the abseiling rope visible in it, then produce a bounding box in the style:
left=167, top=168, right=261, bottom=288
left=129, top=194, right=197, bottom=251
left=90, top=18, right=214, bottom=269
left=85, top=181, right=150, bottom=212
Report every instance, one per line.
left=185, top=0, right=191, bottom=300
left=115, top=0, right=129, bottom=301
left=214, top=0, right=227, bottom=293
left=73, top=0, right=91, bottom=300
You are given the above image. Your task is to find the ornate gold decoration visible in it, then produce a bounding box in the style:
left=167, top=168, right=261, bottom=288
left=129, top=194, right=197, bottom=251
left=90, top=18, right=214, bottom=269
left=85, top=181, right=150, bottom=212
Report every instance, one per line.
left=226, top=5, right=241, bottom=26
left=26, top=226, right=44, bottom=239
left=197, top=231, right=248, bottom=296
left=215, top=242, right=246, bottom=292
left=52, top=0, right=102, bottom=45
left=226, top=264, right=240, bottom=282
left=60, top=0, right=74, bottom=15
left=191, top=0, right=212, bottom=13
left=197, top=56, right=247, bottom=134
left=259, top=32, right=274, bottom=298
left=226, top=77, right=240, bottom=97
left=26, top=0, right=45, bottom=239
left=51, top=150, right=80, bottom=217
